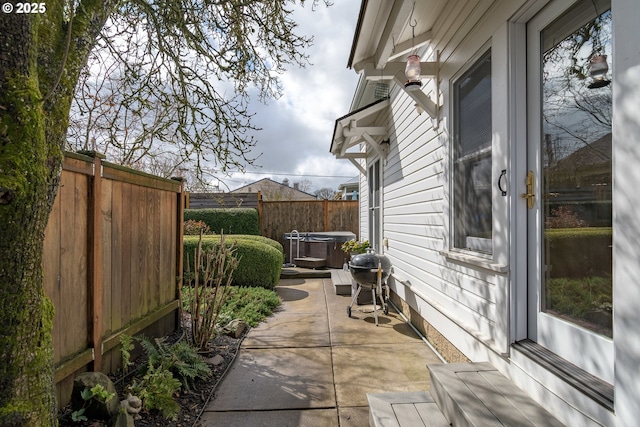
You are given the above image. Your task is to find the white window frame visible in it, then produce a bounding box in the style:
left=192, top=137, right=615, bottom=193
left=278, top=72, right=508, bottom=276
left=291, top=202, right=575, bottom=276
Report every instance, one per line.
left=442, top=27, right=510, bottom=274
left=450, top=48, right=494, bottom=258
left=368, top=157, right=382, bottom=253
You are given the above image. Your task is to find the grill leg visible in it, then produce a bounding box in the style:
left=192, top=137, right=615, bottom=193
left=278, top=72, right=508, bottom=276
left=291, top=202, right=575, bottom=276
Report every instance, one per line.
left=379, top=283, right=388, bottom=315
left=348, top=285, right=363, bottom=317
left=372, top=288, right=379, bottom=326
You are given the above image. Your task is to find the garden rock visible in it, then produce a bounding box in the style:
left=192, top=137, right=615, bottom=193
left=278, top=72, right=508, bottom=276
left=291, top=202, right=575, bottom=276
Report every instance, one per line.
left=222, top=319, right=247, bottom=338
left=71, top=372, right=120, bottom=420
left=207, top=354, right=225, bottom=366
left=112, top=410, right=135, bottom=427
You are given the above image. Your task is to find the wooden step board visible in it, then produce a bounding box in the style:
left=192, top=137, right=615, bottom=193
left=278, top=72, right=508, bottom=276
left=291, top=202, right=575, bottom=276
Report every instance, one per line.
left=367, top=391, right=449, bottom=427
left=330, top=269, right=353, bottom=295
left=293, top=257, right=326, bottom=269
left=429, top=363, right=565, bottom=427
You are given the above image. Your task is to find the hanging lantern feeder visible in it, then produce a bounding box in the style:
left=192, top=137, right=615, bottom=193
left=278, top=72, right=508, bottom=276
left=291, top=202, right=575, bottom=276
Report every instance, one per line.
left=404, top=54, right=422, bottom=91
left=587, top=54, right=611, bottom=89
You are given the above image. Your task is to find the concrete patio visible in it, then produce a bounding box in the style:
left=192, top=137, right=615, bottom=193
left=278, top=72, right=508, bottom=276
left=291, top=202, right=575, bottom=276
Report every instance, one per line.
left=199, top=277, right=443, bottom=426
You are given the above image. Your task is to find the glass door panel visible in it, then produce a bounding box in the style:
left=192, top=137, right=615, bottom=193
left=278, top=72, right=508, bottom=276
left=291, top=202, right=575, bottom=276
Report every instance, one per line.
left=527, top=0, right=613, bottom=383
left=541, top=2, right=612, bottom=338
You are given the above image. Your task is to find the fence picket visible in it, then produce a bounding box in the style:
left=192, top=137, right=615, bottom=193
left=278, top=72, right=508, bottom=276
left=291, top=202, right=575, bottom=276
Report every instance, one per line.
left=42, top=152, right=183, bottom=408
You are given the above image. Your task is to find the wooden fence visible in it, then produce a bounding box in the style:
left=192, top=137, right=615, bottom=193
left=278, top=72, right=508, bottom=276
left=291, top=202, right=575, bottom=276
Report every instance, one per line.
left=187, top=192, right=260, bottom=209
left=43, top=152, right=184, bottom=407
left=259, top=199, right=359, bottom=249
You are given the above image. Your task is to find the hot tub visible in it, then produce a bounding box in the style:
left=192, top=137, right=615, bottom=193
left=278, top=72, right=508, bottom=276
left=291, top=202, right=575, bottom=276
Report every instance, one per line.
left=283, top=231, right=356, bottom=269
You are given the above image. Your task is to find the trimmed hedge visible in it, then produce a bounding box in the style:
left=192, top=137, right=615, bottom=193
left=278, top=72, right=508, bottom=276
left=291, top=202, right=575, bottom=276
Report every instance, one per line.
left=545, top=227, right=612, bottom=278
left=544, top=227, right=612, bottom=239
left=184, top=235, right=283, bottom=289
left=226, top=234, right=284, bottom=254
left=184, top=208, right=259, bottom=235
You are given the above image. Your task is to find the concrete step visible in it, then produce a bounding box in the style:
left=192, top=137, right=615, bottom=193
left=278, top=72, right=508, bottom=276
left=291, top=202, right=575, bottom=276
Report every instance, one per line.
left=367, top=391, right=449, bottom=427
left=429, top=363, right=565, bottom=427
left=330, top=269, right=353, bottom=295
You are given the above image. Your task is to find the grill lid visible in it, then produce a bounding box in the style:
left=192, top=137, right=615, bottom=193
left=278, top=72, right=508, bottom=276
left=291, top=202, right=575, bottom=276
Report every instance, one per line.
left=349, top=249, right=392, bottom=286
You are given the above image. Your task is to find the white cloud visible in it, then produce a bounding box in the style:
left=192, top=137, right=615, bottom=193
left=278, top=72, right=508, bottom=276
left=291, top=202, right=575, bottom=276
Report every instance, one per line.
left=218, top=1, right=361, bottom=193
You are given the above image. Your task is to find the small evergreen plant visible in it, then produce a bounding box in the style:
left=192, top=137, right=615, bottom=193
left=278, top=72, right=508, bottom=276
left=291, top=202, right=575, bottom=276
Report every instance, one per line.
left=71, top=384, right=116, bottom=422
left=121, top=335, right=211, bottom=420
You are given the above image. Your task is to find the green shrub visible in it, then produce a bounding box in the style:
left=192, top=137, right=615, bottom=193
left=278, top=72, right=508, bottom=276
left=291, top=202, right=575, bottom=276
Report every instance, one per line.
left=71, top=384, right=116, bottom=422
left=225, top=234, right=284, bottom=254
left=546, top=276, right=612, bottom=318
left=126, top=336, right=212, bottom=420
left=134, top=336, right=213, bottom=385
left=184, top=235, right=284, bottom=289
left=182, top=285, right=281, bottom=328
left=184, top=208, right=259, bottom=235
left=544, top=227, right=612, bottom=239
left=131, top=365, right=181, bottom=421
left=221, top=286, right=281, bottom=327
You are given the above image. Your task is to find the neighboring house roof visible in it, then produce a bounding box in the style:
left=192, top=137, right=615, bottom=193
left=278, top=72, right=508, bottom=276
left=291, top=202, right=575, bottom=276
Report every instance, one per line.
left=549, top=133, right=612, bottom=191
left=231, top=178, right=316, bottom=201
left=554, top=133, right=612, bottom=169
left=338, top=176, right=359, bottom=192
left=338, top=176, right=360, bottom=200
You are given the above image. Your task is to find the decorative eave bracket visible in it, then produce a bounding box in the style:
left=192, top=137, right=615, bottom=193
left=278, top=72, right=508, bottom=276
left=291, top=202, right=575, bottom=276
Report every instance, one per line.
left=330, top=98, right=391, bottom=176
left=342, top=153, right=367, bottom=175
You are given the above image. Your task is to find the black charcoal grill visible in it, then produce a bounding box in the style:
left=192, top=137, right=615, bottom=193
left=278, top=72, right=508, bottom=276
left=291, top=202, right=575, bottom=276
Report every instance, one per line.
left=347, top=249, right=392, bottom=326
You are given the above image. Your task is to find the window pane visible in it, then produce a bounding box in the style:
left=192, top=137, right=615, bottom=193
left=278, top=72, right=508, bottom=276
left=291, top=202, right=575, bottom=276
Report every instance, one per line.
left=454, top=52, right=492, bottom=252
left=369, top=160, right=381, bottom=252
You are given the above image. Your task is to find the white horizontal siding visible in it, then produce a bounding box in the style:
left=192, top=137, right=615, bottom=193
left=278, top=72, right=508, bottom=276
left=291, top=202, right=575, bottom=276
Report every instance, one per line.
left=390, top=257, right=498, bottom=340
left=374, top=0, right=515, bottom=361
left=385, top=184, right=443, bottom=211
left=347, top=0, right=640, bottom=424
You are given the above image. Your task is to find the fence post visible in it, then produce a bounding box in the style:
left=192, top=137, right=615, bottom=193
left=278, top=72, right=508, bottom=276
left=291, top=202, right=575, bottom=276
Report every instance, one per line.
left=88, top=152, right=105, bottom=372
left=184, top=191, right=190, bottom=209
left=172, top=178, right=185, bottom=317
left=257, top=191, right=263, bottom=235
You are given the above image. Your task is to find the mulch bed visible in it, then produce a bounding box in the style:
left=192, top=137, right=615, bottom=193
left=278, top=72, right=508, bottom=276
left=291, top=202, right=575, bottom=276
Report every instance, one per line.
left=57, top=329, right=242, bottom=427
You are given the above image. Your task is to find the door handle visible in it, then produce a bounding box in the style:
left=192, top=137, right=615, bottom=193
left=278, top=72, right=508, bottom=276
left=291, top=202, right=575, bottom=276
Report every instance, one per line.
left=498, top=169, right=507, bottom=196
left=521, top=171, right=535, bottom=209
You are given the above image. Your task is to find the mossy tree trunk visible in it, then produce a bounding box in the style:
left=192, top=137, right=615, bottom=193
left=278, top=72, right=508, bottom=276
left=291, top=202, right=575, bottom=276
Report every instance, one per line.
left=0, top=0, right=320, bottom=423
left=0, top=2, right=117, bottom=424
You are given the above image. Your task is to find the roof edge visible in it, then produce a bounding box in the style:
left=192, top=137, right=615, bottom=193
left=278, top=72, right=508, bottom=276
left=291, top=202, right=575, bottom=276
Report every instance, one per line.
left=347, top=0, right=369, bottom=69
left=330, top=96, right=390, bottom=154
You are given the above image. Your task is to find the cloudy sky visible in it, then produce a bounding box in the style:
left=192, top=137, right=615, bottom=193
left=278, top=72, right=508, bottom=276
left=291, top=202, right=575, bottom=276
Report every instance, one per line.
left=218, top=1, right=362, bottom=194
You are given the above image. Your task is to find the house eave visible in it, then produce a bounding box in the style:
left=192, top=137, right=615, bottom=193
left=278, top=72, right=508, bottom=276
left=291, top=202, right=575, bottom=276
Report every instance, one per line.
left=348, top=0, right=444, bottom=71
left=330, top=97, right=391, bottom=174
